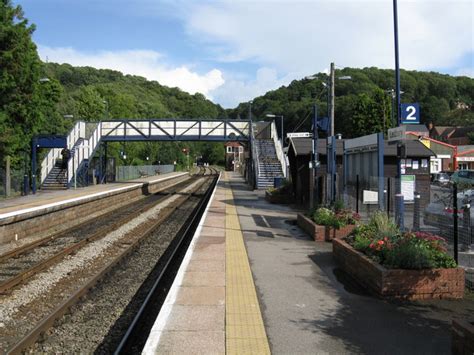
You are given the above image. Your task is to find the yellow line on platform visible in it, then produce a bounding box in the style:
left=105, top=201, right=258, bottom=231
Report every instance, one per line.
left=225, top=173, right=271, bottom=355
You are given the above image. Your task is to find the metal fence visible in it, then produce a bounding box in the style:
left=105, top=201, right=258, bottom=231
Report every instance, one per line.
left=339, top=175, right=473, bottom=290
left=115, top=165, right=175, bottom=182
left=0, top=168, right=25, bottom=198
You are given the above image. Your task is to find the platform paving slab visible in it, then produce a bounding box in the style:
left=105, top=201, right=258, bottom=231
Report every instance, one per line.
left=227, top=171, right=474, bottom=355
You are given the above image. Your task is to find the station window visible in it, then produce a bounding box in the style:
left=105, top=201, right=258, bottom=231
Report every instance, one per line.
left=239, top=146, right=244, bottom=153
left=227, top=146, right=232, bottom=153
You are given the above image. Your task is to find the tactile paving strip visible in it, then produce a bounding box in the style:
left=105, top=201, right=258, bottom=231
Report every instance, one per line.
left=225, top=174, right=271, bottom=354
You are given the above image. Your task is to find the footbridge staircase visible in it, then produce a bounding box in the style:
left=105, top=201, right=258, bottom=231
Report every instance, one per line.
left=251, top=121, right=287, bottom=189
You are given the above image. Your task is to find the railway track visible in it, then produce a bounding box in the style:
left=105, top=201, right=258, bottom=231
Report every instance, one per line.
left=1, top=167, right=219, bottom=354
left=0, top=176, right=197, bottom=294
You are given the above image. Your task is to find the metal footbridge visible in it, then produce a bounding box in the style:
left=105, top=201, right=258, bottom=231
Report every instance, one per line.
left=34, top=119, right=251, bottom=193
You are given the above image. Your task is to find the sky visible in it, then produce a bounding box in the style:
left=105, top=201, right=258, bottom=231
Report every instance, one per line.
left=17, top=0, right=473, bottom=108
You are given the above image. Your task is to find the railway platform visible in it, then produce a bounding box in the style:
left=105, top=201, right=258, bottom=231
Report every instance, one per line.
left=0, top=172, right=188, bottom=246
left=0, top=172, right=187, bottom=217
left=144, top=171, right=474, bottom=354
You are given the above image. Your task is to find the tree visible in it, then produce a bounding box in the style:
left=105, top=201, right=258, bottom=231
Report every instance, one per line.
left=75, top=86, right=105, bottom=121
left=350, top=89, right=392, bottom=137
left=0, top=0, right=43, bottom=165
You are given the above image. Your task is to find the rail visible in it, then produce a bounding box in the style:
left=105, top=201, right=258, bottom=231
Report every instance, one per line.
left=5, top=172, right=215, bottom=353
left=114, top=172, right=219, bottom=353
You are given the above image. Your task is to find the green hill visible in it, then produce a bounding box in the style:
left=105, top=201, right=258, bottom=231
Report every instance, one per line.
left=228, top=67, right=473, bottom=138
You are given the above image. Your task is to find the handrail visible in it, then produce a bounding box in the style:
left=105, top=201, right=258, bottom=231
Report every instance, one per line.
left=40, top=121, right=86, bottom=185
left=68, top=122, right=102, bottom=186
left=270, top=121, right=287, bottom=177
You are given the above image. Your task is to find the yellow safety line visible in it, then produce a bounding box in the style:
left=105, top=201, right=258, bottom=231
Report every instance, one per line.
left=225, top=173, right=271, bottom=355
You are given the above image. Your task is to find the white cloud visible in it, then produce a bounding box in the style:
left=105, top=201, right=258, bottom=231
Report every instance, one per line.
left=211, top=67, right=294, bottom=107
left=183, top=1, right=473, bottom=74
left=38, top=46, right=225, bottom=97
left=455, top=67, right=474, bottom=78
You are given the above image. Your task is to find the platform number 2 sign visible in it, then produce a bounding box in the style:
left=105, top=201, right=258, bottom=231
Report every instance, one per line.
left=400, top=103, right=420, bottom=124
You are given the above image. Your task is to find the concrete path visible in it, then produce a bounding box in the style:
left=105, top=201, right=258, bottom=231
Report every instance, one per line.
left=228, top=172, right=474, bottom=355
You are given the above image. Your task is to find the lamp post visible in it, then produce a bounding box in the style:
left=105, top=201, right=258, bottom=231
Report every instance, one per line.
left=265, top=114, right=284, bottom=145
left=328, top=63, right=352, bottom=137
left=306, top=71, right=351, bottom=136
left=393, top=0, right=404, bottom=230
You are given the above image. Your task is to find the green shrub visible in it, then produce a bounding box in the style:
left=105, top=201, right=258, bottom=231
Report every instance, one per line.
left=333, top=199, right=345, bottom=212
left=368, top=211, right=399, bottom=239
left=313, top=208, right=335, bottom=226
left=353, top=234, right=372, bottom=252
left=346, top=218, right=457, bottom=270
left=384, top=239, right=436, bottom=269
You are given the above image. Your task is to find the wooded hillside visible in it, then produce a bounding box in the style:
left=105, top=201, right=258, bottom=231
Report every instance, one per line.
left=229, top=68, right=473, bottom=138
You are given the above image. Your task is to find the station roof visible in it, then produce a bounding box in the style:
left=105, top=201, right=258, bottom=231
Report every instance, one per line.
left=288, top=137, right=434, bottom=158
left=288, top=138, right=344, bottom=156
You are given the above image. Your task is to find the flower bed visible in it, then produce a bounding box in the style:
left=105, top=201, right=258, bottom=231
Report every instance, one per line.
left=335, top=212, right=465, bottom=300
left=297, top=204, right=359, bottom=242
left=297, top=214, right=356, bottom=241
left=333, top=239, right=465, bottom=300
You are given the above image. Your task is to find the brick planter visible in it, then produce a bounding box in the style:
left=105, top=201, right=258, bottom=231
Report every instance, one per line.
left=297, top=214, right=356, bottom=241
left=452, top=319, right=474, bottom=355
left=333, top=239, right=465, bottom=300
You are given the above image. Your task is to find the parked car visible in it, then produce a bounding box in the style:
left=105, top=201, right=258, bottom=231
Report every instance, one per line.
left=424, top=189, right=473, bottom=246
left=450, top=170, right=474, bottom=185
left=430, top=172, right=451, bottom=186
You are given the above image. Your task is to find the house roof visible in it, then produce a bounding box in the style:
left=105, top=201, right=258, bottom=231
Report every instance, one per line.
left=449, top=126, right=474, bottom=138
left=457, top=145, right=474, bottom=154
left=289, top=137, right=434, bottom=158
left=433, top=126, right=453, bottom=136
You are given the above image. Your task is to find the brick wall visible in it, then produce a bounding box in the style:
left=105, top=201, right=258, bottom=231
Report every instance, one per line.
left=333, top=239, right=465, bottom=300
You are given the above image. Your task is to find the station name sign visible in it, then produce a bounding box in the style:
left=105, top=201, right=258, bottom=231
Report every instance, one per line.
left=388, top=126, right=406, bottom=142
left=286, top=132, right=312, bottom=138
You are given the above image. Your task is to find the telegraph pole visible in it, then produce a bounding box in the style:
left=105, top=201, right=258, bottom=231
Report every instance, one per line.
left=329, top=62, right=335, bottom=137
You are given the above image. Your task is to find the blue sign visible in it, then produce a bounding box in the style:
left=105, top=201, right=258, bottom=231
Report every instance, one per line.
left=317, top=117, right=329, bottom=132
left=400, top=103, right=420, bottom=124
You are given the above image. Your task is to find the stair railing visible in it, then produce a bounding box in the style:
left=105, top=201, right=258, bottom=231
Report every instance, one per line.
left=270, top=121, right=287, bottom=178
left=67, top=122, right=102, bottom=187
left=40, top=121, right=86, bottom=185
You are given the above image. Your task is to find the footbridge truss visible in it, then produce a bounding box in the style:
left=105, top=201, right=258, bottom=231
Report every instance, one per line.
left=101, top=119, right=250, bottom=142
left=34, top=119, right=252, bottom=193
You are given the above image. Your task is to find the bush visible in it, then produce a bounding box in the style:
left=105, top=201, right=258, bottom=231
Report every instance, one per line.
left=312, top=206, right=360, bottom=229
left=313, top=208, right=335, bottom=226
left=346, top=214, right=457, bottom=270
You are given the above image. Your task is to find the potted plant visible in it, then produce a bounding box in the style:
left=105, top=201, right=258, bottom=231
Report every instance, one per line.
left=334, top=212, right=465, bottom=300
left=265, top=181, right=293, bottom=204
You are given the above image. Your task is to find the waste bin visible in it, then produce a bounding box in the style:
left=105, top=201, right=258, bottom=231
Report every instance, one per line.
left=274, top=177, right=285, bottom=188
